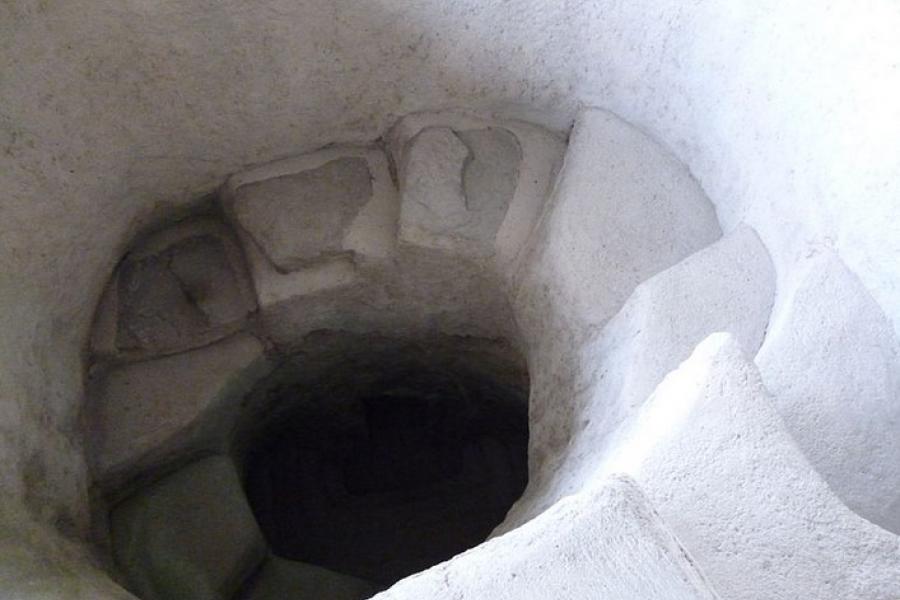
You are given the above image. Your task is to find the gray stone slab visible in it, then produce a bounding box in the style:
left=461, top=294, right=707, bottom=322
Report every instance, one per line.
left=110, top=456, right=267, bottom=600
left=89, top=334, right=270, bottom=485
left=232, top=157, right=373, bottom=271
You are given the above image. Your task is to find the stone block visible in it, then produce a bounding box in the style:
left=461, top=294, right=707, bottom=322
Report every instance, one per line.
left=607, top=333, right=900, bottom=600
left=88, top=334, right=270, bottom=485
left=231, top=157, right=372, bottom=271
left=222, top=147, right=397, bottom=309
left=94, top=218, right=257, bottom=360
left=501, top=225, right=776, bottom=532
left=397, top=126, right=520, bottom=255
left=513, top=108, right=721, bottom=337
left=110, top=456, right=267, bottom=600
left=388, top=112, right=563, bottom=266
left=224, top=146, right=398, bottom=272
left=756, top=250, right=900, bottom=532
left=234, top=227, right=359, bottom=311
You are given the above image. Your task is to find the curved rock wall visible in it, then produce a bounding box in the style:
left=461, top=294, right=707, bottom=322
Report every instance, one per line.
left=2, top=1, right=900, bottom=598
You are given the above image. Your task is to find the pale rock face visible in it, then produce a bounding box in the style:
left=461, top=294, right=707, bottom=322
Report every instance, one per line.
left=87, top=334, right=270, bottom=486
left=756, top=250, right=900, bottom=533
left=388, top=111, right=564, bottom=272
left=607, top=333, right=900, bottom=600
left=222, top=146, right=399, bottom=309
left=91, top=218, right=257, bottom=361
left=457, top=129, right=521, bottom=220
left=248, top=249, right=520, bottom=349
left=235, top=227, right=359, bottom=310
left=500, top=108, right=725, bottom=527
left=109, top=456, right=267, bottom=600
left=503, top=225, right=776, bottom=531
left=400, top=128, right=471, bottom=243
left=1, top=2, right=900, bottom=599
left=2, top=7, right=899, bottom=575
left=397, top=126, right=521, bottom=256
left=220, top=137, right=524, bottom=347
left=2, top=74, right=900, bottom=600
left=231, top=157, right=373, bottom=271
left=513, top=108, right=722, bottom=345
left=374, top=475, right=719, bottom=600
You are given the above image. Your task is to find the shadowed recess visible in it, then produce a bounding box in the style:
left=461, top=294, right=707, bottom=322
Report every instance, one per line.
left=237, top=333, right=529, bottom=586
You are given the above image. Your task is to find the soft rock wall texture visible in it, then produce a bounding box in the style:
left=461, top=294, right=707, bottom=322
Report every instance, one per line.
left=78, top=111, right=549, bottom=599
left=2, top=0, right=900, bottom=598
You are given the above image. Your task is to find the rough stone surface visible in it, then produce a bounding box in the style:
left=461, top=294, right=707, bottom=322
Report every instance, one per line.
left=399, top=127, right=470, bottom=245
left=240, top=557, right=379, bottom=600
left=223, top=147, right=398, bottom=309
left=503, top=225, right=775, bottom=531
left=2, top=3, right=900, bottom=592
left=231, top=157, right=373, bottom=271
left=397, top=126, right=521, bottom=256
left=87, top=334, right=270, bottom=486
left=458, top=129, right=521, bottom=221
left=756, top=250, right=900, bottom=533
left=501, top=108, right=725, bottom=535
left=387, top=111, right=565, bottom=278
left=2, top=7, right=899, bottom=574
left=98, top=218, right=257, bottom=360
left=514, top=108, right=722, bottom=343
left=608, top=334, right=900, bottom=600
left=225, top=146, right=398, bottom=263
left=110, top=456, right=267, bottom=600
left=374, top=475, right=719, bottom=600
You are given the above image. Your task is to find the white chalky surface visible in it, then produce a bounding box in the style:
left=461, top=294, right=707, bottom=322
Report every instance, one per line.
left=502, top=225, right=776, bottom=533
left=88, top=334, right=270, bottom=485
left=2, top=3, right=900, bottom=595
left=513, top=108, right=721, bottom=343
left=608, top=334, right=900, bottom=600
left=756, top=249, right=900, bottom=533
left=375, top=476, right=719, bottom=600
left=230, top=158, right=373, bottom=271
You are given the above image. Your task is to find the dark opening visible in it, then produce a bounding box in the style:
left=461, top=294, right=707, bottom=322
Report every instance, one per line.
left=238, top=333, right=529, bottom=587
